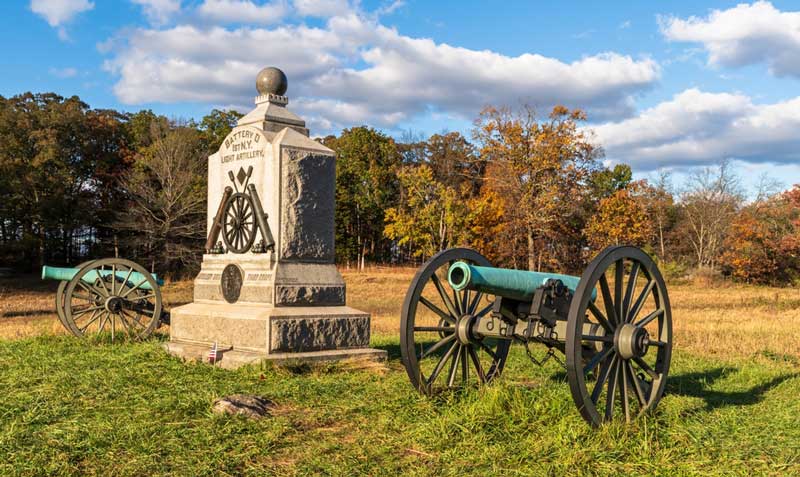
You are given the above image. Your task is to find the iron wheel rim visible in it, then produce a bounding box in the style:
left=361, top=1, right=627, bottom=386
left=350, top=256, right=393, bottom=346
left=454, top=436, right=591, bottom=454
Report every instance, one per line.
left=565, top=246, right=672, bottom=426
left=400, top=248, right=511, bottom=396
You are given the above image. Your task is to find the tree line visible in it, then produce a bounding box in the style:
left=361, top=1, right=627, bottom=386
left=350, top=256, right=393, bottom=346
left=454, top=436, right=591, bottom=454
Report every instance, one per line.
left=2, top=92, right=799, bottom=284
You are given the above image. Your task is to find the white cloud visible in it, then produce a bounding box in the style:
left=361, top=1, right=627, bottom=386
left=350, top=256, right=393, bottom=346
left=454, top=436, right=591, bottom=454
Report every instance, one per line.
left=102, top=12, right=659, bottom=132
left=30, top=0, right=94, bottom=26
left=131, top=0, right=181, bottom=25
left=30, top=0, right=94, bottom=39
left=49, top=66, right=78, bottom=78
left=293, top=0, right=349, bottom=17
left=198, top=0, right=288, bottom=24
left=594, top=88, right=800, bottom=170
left=660, top=1, right=800, bottom=77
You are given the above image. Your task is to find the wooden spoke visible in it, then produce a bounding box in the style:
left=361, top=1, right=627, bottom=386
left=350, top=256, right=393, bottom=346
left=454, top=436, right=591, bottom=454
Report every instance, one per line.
left=622, top=262, right=640, bottom=323
left=78, top=281, right=105, bottom=299
left=446, top=344, right=461, bottom=387
left=461, top=347, right=468, bottom=384
left=72, top=305, right=104, bottom=318
left=413, top=326, right=453, bottom=333
left=427, top=341, right=458, bottom=387
left=119, top=279, right=148, bottom=298
left=581, top=334, right=613, bottom=343
left=78, top=309, right=101, bottom=333
left=633, top=356, right=658, bottom=379
left=467, top=346, right=486, bottom=384
left=474, top=303, right=493, bottom=318
left=467, top=292, right=483, bottom=315
left=587, top=301, right=615, bottom=333
left=627, top=362, right=647, bottom=407
left=419, top=333, right=456, bottom=360
left=583, top=346, right=614, bottom=375
left=605, top=359, right=620, bottom=420
left=431, top=273, right=459, bottom=319
left=97, top=311, right=111, bottom=333
left=591, top=355, right=616, bottom=404
left=614, top=259, right=624, bottom=326
left=419, top=296, right=455, bottom=324
left=117, top=312, right=135, bottom=337
left=627, top=279, right=655, bottom=323
left=636, top=308, right=664, bottom=328
left=598, top=274, right=618, bottom=325
left=452, top=288, right=463, bottom=316
left=620, top=361, right=630, bottom=422
left=130, top=293, right=156, bottom=302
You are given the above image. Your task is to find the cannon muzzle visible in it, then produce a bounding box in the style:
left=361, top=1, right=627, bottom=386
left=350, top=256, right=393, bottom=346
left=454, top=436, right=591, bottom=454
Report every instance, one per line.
left=448, top=262, right=594, bottom=302
left=41, top=265, right=163, bottom=290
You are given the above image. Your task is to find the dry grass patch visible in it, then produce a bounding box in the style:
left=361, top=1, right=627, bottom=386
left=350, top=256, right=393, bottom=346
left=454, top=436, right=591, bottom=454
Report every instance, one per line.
left=2, top=268, right=800, bottom=361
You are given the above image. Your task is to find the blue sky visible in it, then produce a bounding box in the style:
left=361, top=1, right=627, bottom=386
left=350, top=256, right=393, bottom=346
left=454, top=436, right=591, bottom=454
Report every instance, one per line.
left=3, top=0, right=800, bottom=194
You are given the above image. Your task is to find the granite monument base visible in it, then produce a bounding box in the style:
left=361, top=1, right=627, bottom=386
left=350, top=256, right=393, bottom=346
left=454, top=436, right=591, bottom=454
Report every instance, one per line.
left=165, top=302, right=387, bottom=369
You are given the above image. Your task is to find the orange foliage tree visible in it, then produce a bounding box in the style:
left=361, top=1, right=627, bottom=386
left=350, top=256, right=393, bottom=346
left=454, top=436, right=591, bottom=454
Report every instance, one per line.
left=585, top=181, right=654, bottom=251
left=719, top=188, right=800, bottom=284
left=473, top=104, right=602, bottom=271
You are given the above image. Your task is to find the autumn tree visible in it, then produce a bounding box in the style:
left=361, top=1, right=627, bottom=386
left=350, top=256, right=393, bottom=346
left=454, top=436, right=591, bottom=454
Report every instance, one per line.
left=585, top=181, right=654, bottom=250
left=474, top=104, right=602, bottom=271
left=679, top=159, right=744, bottom=269
left=720, top=191, right=800, bottom=284
left=384, top=165, right=468, bottom=259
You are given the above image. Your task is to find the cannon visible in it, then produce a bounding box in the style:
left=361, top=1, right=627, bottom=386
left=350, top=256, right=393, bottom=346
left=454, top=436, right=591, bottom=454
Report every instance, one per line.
left=400, top=246, right=672, bottom=426
left=42, top=257, right=167, bottom=341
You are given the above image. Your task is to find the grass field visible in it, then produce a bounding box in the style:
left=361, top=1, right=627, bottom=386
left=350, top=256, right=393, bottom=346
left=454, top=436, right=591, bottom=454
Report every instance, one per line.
left=1, top=269, right=799, bottom=476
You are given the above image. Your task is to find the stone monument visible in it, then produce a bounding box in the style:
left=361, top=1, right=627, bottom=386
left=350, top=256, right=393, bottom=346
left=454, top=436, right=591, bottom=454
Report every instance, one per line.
left=165, top=67, right=386, bottom=368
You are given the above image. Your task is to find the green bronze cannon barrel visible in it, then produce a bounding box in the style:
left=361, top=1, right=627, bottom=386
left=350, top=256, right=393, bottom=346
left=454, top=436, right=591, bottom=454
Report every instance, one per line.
left=41, top=266, right=163, bottom=290
left=448, top=262, right=595, bottom=301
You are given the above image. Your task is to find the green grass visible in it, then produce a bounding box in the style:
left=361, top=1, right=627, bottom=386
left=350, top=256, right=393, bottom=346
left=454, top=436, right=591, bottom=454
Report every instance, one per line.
left=0, top=334, right=798, bottom=476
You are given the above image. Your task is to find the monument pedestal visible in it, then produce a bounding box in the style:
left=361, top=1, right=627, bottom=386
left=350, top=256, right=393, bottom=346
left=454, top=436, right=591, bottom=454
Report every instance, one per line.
left=165, top=67, right=387, bottom=368
left=167, top=302, right=386, bottom=368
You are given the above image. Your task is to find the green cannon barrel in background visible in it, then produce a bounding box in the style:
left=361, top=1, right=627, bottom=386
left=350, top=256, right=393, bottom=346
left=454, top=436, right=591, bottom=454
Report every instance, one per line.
left=448, top=262, right=595, bottom=302
left=41, top=266, right=162, bottom=290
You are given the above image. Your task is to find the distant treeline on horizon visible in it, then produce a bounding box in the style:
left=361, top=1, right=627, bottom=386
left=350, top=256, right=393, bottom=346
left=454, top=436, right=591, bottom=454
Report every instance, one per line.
left=1, top=92, right=799, bottom=285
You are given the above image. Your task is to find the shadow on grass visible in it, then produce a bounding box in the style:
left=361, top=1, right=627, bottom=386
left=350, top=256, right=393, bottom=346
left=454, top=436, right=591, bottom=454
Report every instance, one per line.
left=667, top=367, right=799, bottom=410
left=374, top=342, right=402, bottom=360
left=2, top=309, right=53, bottom=318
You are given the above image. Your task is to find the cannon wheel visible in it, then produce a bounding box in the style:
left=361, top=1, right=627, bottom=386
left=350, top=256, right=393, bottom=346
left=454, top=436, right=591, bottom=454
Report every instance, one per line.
left=63, top=258, right=163, bottom=341
left=401, top=248, right=511, bottom=396
left=222, top=192, right=257, bottom=253
left=566, top=246, right=672, bottom=426
left=55, top=260, right=95, bottom=332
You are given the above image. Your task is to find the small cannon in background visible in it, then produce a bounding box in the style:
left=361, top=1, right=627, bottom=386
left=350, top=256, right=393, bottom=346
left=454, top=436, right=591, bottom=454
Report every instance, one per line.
left=41, top=258, right=168, bottom=341
left=400, top=246, right=672, bottom=426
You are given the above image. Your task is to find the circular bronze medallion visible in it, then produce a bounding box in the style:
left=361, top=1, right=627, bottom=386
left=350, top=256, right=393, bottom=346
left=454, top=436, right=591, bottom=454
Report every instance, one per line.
left=221, top=264, right=243, bottom=303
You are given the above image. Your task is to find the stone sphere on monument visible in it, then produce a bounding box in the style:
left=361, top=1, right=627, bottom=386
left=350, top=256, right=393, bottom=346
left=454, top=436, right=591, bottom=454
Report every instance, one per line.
left=255, top=67, right=288, bottom=96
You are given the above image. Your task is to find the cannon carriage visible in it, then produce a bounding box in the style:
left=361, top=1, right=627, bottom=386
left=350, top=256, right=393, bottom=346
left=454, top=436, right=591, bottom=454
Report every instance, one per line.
left=42, top=258, right=167, bottom=341
left=400, top=245, right=672, bottom=426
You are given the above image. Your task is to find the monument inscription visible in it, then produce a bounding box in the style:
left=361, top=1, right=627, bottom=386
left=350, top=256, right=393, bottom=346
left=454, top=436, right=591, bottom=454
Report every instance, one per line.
left=220, top=129, right=266, bottom=164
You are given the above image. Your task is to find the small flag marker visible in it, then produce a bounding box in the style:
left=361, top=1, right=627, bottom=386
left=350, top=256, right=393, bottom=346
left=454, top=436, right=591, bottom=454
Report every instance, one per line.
left=208, top=342, right=218, bottom=364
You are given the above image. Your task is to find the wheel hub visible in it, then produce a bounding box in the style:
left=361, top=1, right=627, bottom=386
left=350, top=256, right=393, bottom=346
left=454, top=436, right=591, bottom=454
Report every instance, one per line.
left=105, top=296, right=123, bottom=313
left=615, top=323, right=650, bottom=359
left=456, top=314, right=474, bottom=344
